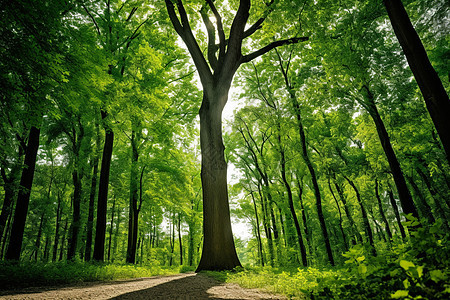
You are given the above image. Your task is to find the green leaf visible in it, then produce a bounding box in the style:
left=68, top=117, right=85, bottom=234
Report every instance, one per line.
left=391, top=290, right=409, bottom=299
left=403, top=279, right=410, bottom=289
left=358, top=264, right=367, bottom=274
left=356, top=255, right=365, bottom=262
left=400, top=260, right=415, bottom=270
left=430, top=270, right=447, bottom=283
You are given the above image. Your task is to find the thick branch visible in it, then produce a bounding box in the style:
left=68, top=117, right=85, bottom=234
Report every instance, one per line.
left=206, top=0, right=226, bottom=59
left=165, top=0, right=212, bottom=84
left=227, top=0, right=251, bottom=59
left=200, top=6, right=218, bottom=70
left=241, top=36, right=308, bottom=64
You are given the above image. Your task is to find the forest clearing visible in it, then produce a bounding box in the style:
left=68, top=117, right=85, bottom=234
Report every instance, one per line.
left=0, top=0, right=449, bottom=299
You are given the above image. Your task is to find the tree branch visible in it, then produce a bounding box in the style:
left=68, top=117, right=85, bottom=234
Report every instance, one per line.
left=241, top=36, right=308, bottom=63
left=206, top=0, right=226, bottom=59
left=200, top=5, right=218, bottom=70
left=165, top=0, right=212, bottom=85
left=82, top=4, right=101, bottom=36
left=242, top=0, right=275, bottom=39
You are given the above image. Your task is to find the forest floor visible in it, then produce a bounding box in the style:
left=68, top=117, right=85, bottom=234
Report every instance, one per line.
left=0, top=272, right=287, bottom=300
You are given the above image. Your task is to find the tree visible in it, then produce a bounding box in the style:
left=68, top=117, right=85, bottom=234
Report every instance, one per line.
left=165, top=0, right=308, bottom=271
left=383, top=0, right=450, bottom=162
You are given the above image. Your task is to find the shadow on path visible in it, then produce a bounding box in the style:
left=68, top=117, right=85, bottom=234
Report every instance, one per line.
left=110, top=273, right=226, bottom=300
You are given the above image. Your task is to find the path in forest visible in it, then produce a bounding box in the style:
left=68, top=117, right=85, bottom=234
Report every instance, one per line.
left=0, top=272, right=286, bottom=299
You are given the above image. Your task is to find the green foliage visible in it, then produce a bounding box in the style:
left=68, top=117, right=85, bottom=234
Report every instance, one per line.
left=0, top=261, right=182, bottom=289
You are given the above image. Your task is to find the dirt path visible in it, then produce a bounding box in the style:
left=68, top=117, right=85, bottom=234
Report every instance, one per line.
left=0, top=273, right=286, bottom=299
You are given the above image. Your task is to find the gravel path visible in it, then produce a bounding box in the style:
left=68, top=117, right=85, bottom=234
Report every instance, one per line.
left=0, top=273, right=286, bottom=299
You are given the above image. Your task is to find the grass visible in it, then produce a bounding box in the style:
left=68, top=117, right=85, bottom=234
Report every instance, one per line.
left=0, top=261, right=185, bottom=290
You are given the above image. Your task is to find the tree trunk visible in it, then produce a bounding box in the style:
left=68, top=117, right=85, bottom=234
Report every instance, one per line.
left=334, top=181, right=362, bottom=244
left=345, top=176, right=376, bottom=256
left=258, top=182, right=274, bottom=266
left=388, top=188, right=406, bottom=239
left=250, top=192, right=264, bottom=266
left=375, top=180, right=393, bottom=240
left=406, top=175, right=435, bottom=224
left=52, top=190, right=62, bottom=262
left=67, top=170, right=82, bottom=260
left=292, top=96, right=334, bottom=266
left=279, top=146, right=307, bottom=266
left=6, top=126, right=41, bottom=261
left=126, top=129, right=139, bottom=264
left=93, top=111, right=114, bottom=261
left=328, top=179, right=349, bottom=252
left=416, top=168, right=450, bottom=230
left=383, top=0, right=450, bottom=161
left=178, top=214, right=183, bottom=265
left=107, top=196, right=116, bottom=262
left=34, top=212, right=45, bottom=261
left=85, top=129, right=100, bottom=261
left=0, top=163, right=21, bottom=244
left=196, top=92, right=241, bottom=271
left=364, top=87, right=418, bottom=219
left=59, top=218, right=68, bottom=261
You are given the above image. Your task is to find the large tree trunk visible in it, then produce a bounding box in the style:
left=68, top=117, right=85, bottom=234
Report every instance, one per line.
left=6, top=126, right=41, bottom=261
left=364, top=87, right=418, bottom=219
left=383, top=0, right=450, bottom=161
left=93, top=111, right=114, bottom=261
left=196, top=92, right=241, bottom=271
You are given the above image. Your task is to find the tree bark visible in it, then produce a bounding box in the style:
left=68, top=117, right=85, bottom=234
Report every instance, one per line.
left=388, top=188, right=406, bottom=239
left=292, top=95, right=334, bottom=265
left=375, top=180, right=393, bottom=240
left=85, top=124, right=100, bottom=261
left=126, top=128, right=140, bottom=264
left=250, top=192, right=264, bottom=266
left=107, top=196, right=116, bottom=262
left=279, top=143, right=307, bottom=266
left=344, top=176, right=376, bottom=256
left=383, top=0, right=450, bottom=162
left=328, top=179, right=349, bottom=251
left=6, top=126, right=41, bottom=261
left=364, top=87, right=418, bottom=219
left=93, top=111, right=114, bottom=261
left=52, top=190, right=62, bottom=261
left=196, top=92, right=241, bottom=271
left=67, top=169, right=82, bottom=260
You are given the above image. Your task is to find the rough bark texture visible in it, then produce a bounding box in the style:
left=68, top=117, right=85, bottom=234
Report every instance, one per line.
left=383, top=0, right=450, bottom=161
left=196, top=92, right=241, bottom=271
left=6, top=126, right=41, bottom=261
left=93, top=112, right=114, bottom=261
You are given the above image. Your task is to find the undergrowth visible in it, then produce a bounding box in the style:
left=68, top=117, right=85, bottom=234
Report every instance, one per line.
left=0, top=261, right=185, bottom=290
left=205, top=219, right=450, bottom=299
